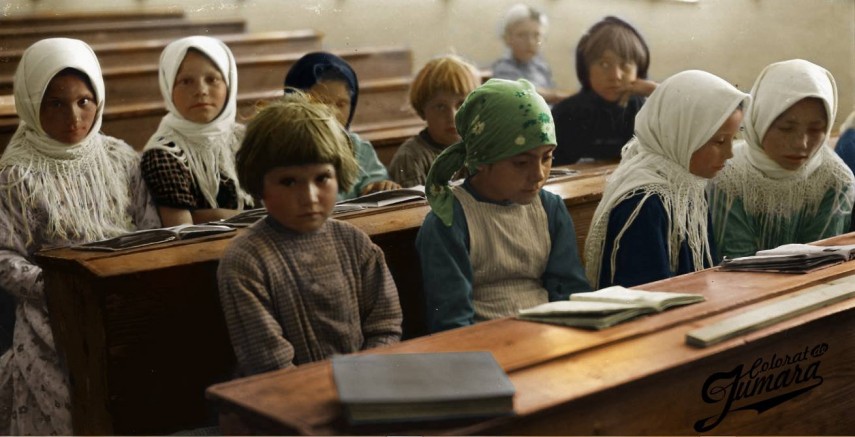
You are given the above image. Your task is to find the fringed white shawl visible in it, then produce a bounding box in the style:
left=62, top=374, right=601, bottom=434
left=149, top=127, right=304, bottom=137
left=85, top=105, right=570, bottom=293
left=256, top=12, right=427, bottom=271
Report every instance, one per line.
left=585, top=70, right=749, bottom=287
left=143, top=36, right=251, bottom=210
left=711, top=59, right=854, bottom=250
left=0, top=38, right=136, bottom=246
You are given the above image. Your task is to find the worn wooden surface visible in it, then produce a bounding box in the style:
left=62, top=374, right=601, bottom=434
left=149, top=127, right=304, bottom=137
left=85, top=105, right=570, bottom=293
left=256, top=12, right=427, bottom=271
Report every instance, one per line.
left=36, top=163, right=612, bottom=435
left=206, top=232, right=855, bottom=435
left=0, top=9, right=185, bottom=28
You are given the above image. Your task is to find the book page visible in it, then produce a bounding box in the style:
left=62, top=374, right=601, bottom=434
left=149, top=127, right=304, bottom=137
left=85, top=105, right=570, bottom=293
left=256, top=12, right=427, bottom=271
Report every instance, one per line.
left=570, top=286, right=705, bottom=311
left=337, top=186, right=426, bottom=208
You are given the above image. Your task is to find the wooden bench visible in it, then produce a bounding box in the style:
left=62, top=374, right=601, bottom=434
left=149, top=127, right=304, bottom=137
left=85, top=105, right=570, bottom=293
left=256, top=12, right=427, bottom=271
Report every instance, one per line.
left=0, top=75, right=417, bottom=153
left=35, top=164, right=612, bottom=435
left=0, top=18, right=247, bottom=50
left=0, top=30, right=324, bottom=77
left=207, top=232, right=855, bottom=435
left=0, top=9, right=185, bottom=28
left=0, top=45, right=411, bottom=100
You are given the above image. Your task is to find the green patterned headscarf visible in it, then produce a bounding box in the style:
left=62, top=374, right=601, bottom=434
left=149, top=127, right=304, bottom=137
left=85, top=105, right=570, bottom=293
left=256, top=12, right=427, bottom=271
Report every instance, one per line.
left=424, top=78, right=556, bottom=226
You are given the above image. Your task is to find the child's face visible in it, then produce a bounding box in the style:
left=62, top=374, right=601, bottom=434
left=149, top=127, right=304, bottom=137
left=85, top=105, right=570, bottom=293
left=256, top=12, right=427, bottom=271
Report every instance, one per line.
left=309, top=80, right=352, bottom=127
left=171, top=50, right=228, bottom=124
left=39, top=73, right=97, bottom=145
left=689, top=109, right=743, bottom=179
left=262, top=163, right=338, bottom=233
left=761, top=98, right=827, bottom=171
left=423, top=91, right=467, bottom=147
left=504, top=18, right=543, bottom=64
left=473, top=144, right=554, bottom=204
left=588, top=49, right=638, bottom=102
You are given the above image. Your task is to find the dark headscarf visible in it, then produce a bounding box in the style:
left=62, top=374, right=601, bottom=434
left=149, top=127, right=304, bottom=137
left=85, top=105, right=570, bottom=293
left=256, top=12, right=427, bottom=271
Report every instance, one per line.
left=283, top=52, right=359, bottom=128
left=574, top=16, right=650, bottom=90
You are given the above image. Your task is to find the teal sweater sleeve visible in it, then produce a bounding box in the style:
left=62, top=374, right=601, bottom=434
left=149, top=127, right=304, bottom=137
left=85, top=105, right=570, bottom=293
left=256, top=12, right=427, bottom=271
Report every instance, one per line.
left=711, top=189, right=758, bottom=261
left=415, top=187, right=589, bottom=333
left=799, top=186, right=853, bottom=242
left=341, top=132, right=390, bottom=200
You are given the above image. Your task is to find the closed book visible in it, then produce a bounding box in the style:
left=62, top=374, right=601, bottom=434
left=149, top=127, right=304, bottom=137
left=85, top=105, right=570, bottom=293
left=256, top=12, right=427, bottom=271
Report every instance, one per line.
left=332, top=351, right=515, bottom=425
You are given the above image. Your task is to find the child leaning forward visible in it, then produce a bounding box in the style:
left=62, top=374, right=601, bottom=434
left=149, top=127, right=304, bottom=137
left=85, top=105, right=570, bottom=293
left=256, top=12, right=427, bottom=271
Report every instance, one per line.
left=217, top=93, right=402, bottom=378
left=416, top=78, right=590, bottom=334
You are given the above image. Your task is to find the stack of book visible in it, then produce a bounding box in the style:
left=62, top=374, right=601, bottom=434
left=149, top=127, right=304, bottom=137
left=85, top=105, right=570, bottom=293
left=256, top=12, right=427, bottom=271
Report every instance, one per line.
left=332, top=351, right=515, bottom=425
left=719, top=243, right=855, bottom=273
left=517, top=286, right=706, bottom=330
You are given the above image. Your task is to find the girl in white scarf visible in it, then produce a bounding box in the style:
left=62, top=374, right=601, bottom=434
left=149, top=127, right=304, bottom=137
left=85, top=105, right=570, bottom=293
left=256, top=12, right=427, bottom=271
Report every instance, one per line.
left=585, top=70, right=748, bottom=288
left=142, top=36, right=252, bottom=227
left=710, top=59, right=854, bottom=260
left=0, top=38, right=160, bottom=435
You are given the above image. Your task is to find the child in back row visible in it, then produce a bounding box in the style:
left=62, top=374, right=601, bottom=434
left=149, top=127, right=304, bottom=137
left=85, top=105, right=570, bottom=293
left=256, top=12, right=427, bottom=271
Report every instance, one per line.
left=141, top=36, right=253, bottom=227
left=283, top=52, right=400, bottom=199
left=710, top=59, right=854, bottom=259
left=585, top=70, right=748, bottom=289
left=0, top=38, right=160, bottom=435
left=552, top=16, right=656, bottom=165
left=389, top=55, right=481, bottom=187
left=416, top=79, right=590, bottom=334
left=217, top=93, right=402, bottom=377
left=491, top=4, right=567, bottom=104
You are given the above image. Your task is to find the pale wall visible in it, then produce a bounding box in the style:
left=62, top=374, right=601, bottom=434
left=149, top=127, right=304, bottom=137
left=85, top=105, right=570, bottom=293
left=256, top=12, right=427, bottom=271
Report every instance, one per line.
left=3, top=0, right=854, bottom=130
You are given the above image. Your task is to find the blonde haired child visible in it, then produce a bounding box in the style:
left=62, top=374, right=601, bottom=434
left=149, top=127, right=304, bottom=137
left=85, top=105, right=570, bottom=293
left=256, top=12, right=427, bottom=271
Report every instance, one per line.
left=491, top=4, right=567, bottom=104
left=218, top=93, right=402, bottom=377
left=141, top=36, right=253, bottom=227
left=552, top=16, right=656, bottom=165
left=283, top=52, right=400, bottom=199
left=585, top=70, right=748, bottom=289
left=711, top=59, right=854, bottom=259
left=389, top=55, right=481, bottom=187
left=416, top=79, right=590, bottom=333
left=0, top=38, right=160, bottom=435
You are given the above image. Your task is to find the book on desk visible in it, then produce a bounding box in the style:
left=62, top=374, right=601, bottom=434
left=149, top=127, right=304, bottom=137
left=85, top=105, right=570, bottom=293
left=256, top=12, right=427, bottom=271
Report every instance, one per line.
left=73, top=223, right=235, bottom=251
left=332, top=351, right=515, bottom=425
left=719, top=243, right=855, bottom=273
left=518, top=286, right=706, bottom=330
left=335, top=186, right=426, bottom=211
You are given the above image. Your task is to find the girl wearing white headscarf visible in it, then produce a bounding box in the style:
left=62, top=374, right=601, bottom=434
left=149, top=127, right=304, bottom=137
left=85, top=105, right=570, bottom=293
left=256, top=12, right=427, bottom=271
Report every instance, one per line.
left=585, top=70, right=749, bottom=289
left=710, top=59, right=854, bottom=260
left=0, top=38, right=160, bottom=435
left=142, top=36, right=252, bottom=227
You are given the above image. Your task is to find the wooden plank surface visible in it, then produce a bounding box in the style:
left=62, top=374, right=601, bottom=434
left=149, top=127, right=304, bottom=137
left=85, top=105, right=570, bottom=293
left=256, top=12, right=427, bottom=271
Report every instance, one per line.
left=0, top=9, right=185, bottom=28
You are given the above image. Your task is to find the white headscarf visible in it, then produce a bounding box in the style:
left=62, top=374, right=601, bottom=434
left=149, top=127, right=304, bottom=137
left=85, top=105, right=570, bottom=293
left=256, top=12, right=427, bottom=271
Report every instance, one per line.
left=143, top=36, right=250, bottom=209
left=1, top=38, right=136, bottom=245
left=585, top=70, right=749, bottom=287
left=712, top=59, right=852, bottom=242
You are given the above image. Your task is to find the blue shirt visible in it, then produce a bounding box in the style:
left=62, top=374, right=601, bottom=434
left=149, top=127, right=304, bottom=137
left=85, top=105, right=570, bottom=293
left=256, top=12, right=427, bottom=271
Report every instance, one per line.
left=339, top=132, right=390, bottom=201
left=416, top=180, right=590, bottom=333
left=598, top=192, right=716, bottom=288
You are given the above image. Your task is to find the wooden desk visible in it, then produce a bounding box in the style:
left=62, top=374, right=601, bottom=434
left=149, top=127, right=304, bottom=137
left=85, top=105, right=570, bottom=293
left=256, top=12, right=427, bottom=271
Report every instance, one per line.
left=35, top=163, right=613, bottom=435
left=206, top=232, right=855, bottom=435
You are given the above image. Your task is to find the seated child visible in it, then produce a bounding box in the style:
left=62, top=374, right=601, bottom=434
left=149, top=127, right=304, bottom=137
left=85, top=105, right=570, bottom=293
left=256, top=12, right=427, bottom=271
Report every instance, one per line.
left=0, top=38, right=160, bottom=435
left=710, top=59, right=854, bottom=259
left=416, top=78, right=590, bottom=334
left=217, top=93, right=402, bottom=377
left=585, top=70, right=748, bottom=289
left=141, top=36, right=253, bottom=227
left=388, top=55, right=481, bottom=187
left=283, top=52, right=400, bottom=199
left=491, top=3, right=567, bottom=104
left=552, top=16, right=656, bottom=165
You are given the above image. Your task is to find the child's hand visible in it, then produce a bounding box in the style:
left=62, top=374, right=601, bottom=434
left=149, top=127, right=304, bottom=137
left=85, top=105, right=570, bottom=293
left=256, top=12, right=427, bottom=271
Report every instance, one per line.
left=361, top=180, right=401, bottom=195
left=619, top=79, right=658, bottom=105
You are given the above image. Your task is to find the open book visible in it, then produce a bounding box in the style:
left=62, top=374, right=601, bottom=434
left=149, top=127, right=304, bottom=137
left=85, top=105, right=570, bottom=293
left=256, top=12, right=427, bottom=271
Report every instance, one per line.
left=209, top=208, right=268, bottom=228
left=74, top=224, right=235, bottom=252
left=518, top=286, right=706, bottom=330
left=719, top=243, right=855, bottom=273
left=332, top=351, right=515, bottom=425
left=335, top=186, right=426, bottom=209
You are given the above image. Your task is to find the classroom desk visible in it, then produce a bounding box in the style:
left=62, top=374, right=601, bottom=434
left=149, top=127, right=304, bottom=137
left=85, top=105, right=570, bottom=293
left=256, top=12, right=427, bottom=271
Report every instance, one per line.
left=206, top=232, right=855, bottom=435
left=34, top=162, right=615, bottom=435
